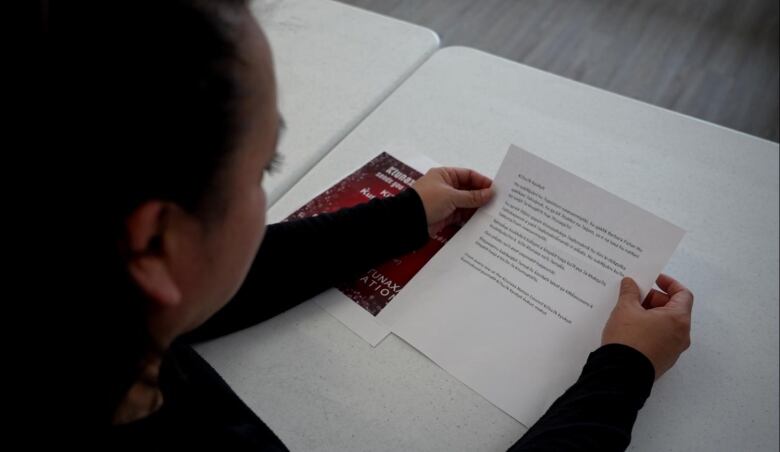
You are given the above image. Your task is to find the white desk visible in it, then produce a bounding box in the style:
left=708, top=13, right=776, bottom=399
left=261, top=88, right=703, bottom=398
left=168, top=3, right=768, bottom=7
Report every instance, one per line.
left=197, top=47, right=780, bottom=451
left=251, top=0, right=439, bottom=205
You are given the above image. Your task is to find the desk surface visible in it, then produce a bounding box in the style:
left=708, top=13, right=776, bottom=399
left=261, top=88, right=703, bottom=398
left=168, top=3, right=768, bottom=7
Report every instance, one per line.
left=198, top=47, right=780, bottom=451
left=252, top=0, right=440, bottom=205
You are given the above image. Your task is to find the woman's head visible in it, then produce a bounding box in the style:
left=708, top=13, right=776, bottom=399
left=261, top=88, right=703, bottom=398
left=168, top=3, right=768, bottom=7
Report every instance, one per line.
left=49, top=0, right=280, bottom=423
left=121, top=1, right=281, bottom=346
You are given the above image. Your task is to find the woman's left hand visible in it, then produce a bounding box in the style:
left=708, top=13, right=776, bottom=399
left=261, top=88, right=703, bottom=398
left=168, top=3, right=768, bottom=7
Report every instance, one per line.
left=411, top=167, right=494, bottom=235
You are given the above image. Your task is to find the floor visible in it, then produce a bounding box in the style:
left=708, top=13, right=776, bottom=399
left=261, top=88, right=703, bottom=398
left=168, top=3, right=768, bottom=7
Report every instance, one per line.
left=340, top=0, right=779, bottom=142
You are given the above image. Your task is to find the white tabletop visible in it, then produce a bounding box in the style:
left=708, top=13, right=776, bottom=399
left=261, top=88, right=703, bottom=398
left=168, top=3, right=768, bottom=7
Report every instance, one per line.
left=250, top=0, right=440, bottom=205
left=197, top=47, right=780, bottom=451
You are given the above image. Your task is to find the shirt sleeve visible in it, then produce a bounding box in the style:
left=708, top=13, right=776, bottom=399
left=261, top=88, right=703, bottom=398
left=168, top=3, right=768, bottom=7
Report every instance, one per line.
left=183, top=188, right=430, bottom=343
left=507, top=344, right=656, bottom=452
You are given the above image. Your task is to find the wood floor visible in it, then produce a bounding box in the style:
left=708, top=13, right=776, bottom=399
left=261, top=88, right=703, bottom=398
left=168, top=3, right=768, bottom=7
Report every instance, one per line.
left=339, top=0, right=779, bottom=142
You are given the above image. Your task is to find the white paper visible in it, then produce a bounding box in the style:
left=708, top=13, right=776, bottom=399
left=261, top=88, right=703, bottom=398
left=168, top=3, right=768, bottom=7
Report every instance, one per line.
left=378, top=145, right=685, bottom=425
left=314, top=150, right=440, bottom=346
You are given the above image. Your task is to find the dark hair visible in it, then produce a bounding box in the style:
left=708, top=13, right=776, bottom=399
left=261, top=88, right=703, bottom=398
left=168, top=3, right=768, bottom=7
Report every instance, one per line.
left=45, top=0, right=251, bottom=426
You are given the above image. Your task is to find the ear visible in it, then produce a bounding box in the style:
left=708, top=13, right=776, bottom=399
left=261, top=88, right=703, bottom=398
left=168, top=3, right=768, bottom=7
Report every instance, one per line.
left=125, top=201, right=182, bottom=308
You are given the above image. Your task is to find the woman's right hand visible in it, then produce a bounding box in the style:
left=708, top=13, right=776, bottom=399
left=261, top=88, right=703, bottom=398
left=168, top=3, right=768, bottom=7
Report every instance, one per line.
left=601, top=274, right=694, bottom=379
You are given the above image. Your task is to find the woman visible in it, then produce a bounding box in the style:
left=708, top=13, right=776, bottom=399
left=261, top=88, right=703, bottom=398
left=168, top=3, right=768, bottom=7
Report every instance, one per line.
left=47, top=0, right=693, bottom=449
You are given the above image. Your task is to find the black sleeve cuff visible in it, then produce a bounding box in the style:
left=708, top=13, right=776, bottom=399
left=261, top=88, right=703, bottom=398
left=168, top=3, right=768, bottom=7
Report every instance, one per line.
left=507, top=344, right=656, bottom=451
left=584, top=343, right=656, bottom=403
left=388, top=187, right=431, bottom=252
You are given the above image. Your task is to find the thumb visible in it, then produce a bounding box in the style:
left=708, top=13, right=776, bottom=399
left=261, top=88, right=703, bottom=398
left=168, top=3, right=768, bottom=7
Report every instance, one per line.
left=452, top=187, right=493, bottom=209
left=618, top=277, right=642, bottom=309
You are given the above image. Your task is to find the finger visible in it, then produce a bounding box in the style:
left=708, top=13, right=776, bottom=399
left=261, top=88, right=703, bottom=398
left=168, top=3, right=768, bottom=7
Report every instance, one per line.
left=668, top=287, right=694, bottom=313
left=451, top=187, right=494, bottom=208
left=456, top=207, right=478, bottom=224
left=446, top=167, right=493, bottom=190
left=656, top=274, right=694, bottom=313
left=618, top=277, right=642, bottom=309
left=447, top=208, right=478, bottom=227
left=642, top=288, right=670, bottom=309
left=656, top=274, right=687, bottom=302
left=656, top=273, right=687, bottom=294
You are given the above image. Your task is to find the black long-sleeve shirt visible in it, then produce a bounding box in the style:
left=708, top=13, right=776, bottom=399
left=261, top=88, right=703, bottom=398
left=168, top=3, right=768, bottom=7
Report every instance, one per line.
left=109, top=188, right=655, bottom=450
